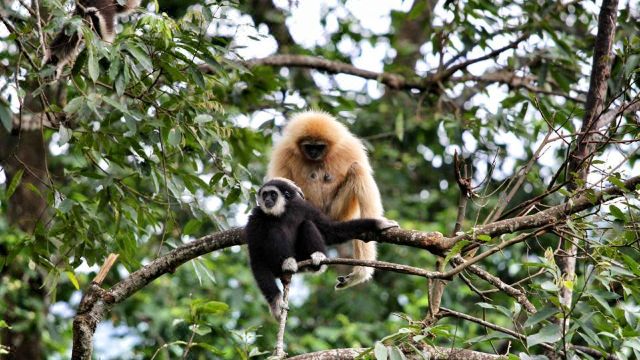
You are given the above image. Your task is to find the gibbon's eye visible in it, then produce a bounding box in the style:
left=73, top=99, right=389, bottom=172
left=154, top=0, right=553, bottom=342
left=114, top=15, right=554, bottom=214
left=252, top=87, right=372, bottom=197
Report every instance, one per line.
left=270, top=192, right=278, bottom=200
left=283, top=191, right=291, bottom=199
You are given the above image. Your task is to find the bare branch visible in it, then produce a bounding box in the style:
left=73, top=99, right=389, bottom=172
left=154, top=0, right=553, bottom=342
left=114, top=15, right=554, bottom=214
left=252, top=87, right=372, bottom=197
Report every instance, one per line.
left=274, top=276, right=291, bottom=358
left=93, top=253, right=119, bottom=285
left=245, top=55, right=417, bottom=90
left=438, top=33, right=530, bottom=81
left=297, top=258, right=434, bottom=278
left=452, top=257, right=537, bottom=313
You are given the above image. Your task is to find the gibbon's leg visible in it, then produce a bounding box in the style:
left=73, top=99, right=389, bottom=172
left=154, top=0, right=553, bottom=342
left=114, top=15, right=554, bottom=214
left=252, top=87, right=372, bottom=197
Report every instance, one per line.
left=296, top=220, right=328, bottom=272
left=330, top=162, right=385, bottom=289
left=250, top=260, right=285, bottom=321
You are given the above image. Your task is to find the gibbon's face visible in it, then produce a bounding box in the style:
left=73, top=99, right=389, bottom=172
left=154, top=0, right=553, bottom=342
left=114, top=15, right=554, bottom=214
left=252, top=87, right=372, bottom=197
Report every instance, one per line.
left=257, top=178, right=305, bottom=216
left=257, top=181, right=301, bottom=216
left=299, top=138, right=328, bottom=161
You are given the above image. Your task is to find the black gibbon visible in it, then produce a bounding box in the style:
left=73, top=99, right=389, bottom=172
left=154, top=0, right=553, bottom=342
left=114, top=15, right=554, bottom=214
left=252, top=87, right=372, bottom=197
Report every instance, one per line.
left=245, top=178, right=397, bottom=320
left=44, top=0, right=141, bottom=74
left=268, top=111, right=385, bottom=289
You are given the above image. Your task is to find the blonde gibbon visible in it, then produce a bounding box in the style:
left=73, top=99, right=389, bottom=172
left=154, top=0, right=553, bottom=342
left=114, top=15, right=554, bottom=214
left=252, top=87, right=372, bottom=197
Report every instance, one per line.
left=267, top=111, right=385, bottom=289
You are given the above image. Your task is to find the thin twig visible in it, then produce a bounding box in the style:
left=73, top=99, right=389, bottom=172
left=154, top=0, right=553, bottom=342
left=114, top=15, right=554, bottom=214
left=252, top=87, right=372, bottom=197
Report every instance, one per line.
left=93, top=253, right=119, bottom=285
left=273, top=277, right=290, bottom=358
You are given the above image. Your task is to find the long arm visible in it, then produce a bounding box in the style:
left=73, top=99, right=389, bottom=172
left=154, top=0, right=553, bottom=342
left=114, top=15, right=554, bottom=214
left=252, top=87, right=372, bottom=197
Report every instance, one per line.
left=249, top=259, right=285, bottom=320
left=323, top=218, right=397, bottom=245
left=250, top=259, right=281, bottom=305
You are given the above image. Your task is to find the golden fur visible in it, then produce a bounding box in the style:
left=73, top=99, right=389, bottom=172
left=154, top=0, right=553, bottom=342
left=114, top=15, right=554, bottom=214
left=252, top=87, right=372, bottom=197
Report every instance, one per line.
left=267, top=111, right=383, bottom=289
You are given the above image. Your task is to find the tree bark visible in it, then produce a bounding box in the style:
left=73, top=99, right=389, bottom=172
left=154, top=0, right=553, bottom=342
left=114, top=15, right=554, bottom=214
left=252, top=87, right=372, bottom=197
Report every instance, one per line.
left=0, top=128, right=49, bottom=360
left=558, top=0, right=619, bottom=324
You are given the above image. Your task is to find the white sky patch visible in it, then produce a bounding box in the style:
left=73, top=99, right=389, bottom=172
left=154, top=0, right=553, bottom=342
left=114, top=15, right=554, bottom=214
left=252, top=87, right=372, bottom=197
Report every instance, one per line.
left=352, top=39, right=389, bottom=72
left=75, top=258, right=101, bottom=274
left=288, top=274, right=311, bottom=306
left=0, top=166, right=6, bottom=184
left=335, top=73, right=367, bottom=91
left=209, top=8, right=277, bottom=58
left=94, top=321, right=142, bottom=360
left=286, top=1, right=332, bottom=48
left=462, top=131, right=478, bottom=153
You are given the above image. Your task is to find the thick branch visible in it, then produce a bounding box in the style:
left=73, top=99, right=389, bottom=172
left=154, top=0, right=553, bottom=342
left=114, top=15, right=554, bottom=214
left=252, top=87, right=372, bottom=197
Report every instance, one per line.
left=567, top=0, right=619, bottom=182
left=439, top=174, right=640, bottom=248
left=287, top=347, right=506, bottom=360
left=72, top=175, right=639, bottom=358
left=245, top=55, right=418, bottom=90
left=559, top=0, right=619, bottom=330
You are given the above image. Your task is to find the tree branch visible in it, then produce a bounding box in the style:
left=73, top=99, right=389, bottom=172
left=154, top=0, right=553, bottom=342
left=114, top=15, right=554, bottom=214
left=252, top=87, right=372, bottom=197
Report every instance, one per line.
left=559, top=0, right=619, bottom=331
left=71, top=175, right=639, bottom=358
left=286, top=347, right=507, bottom=360
left=438, top=308, right=618, bottom=359
left=245, top=55, right=418, bottom=90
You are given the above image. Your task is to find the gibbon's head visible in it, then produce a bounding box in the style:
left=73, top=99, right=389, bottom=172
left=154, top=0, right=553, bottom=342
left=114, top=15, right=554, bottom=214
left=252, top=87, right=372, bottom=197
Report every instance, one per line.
left=257, top=178, right=305, bottom=216
left=283, top=111, right=354, bottom=162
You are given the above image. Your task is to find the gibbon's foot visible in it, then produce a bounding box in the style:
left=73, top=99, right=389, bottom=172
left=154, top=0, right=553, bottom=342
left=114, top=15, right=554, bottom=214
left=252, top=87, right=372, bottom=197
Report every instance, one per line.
left=310, top=251, right=327, bottom=273
left=281, top=257, right=298, bottom=273
left=376, top=218, right=399, bottom=231
left=310, top=251, right=326, bottom=266
left=269, top=295, right=288, bottom=321
left=335, top=271, right=368, bottom=290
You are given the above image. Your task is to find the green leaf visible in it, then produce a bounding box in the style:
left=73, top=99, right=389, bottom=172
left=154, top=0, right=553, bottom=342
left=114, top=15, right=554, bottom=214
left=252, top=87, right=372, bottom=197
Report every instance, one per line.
left=524, top=307, right=558, bottom=328
left=526, top=324, right=562, bottom=348
left=58, top=125, right=73, bottom=145
left=64, top=97, right=85, bottom=114
left=88, top=49, right=99, bottom=82
left=168, top=128, right=182, bottom=146
left=374, top=342, right=388, bottom=360
left=193, top=342, right=221, bottom=354
left=182, top=219, right=201, bottom=235
left=477, top=234, right=492, bottom=242
left=66, top=271, right=80, bottom=290
left=0, top=320, right=10, bottom=329
left=224, top=187, right=241, bottom=206
left=192, top=300, right=229, bottom=316
left=389, top=346, right=406, bottom=360
left=608, top=176, right=628, bottom=191
left=608, top=205, right=626, bottom=221
left=6, top=169, right=24, bottom=199
left=195, top=114, right=213, bottom=124
left=443, top=240, right=470, bottom=265
left=191, top=325, right=212, bottom=336
left=395, top=112, right=404, bottom=141
left=126, top=45, right=153, bottom=73
left=0, top=101, right=12, bottom=131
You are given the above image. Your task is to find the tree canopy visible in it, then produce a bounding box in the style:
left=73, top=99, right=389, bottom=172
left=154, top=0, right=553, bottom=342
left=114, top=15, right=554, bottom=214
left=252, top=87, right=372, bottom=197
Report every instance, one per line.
left=0, top=0, right=639, bottom=359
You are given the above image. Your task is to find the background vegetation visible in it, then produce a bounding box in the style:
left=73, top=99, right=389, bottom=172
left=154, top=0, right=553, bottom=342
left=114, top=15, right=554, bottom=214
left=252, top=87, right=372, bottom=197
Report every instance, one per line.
left=0, top=0, right=638, bottom=359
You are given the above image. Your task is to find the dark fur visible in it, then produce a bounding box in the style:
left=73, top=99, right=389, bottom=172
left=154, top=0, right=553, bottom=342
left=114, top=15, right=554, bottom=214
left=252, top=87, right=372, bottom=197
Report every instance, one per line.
left=45, top=0, right=140, bottom=71
left=245, top=179, right=391, bottom=316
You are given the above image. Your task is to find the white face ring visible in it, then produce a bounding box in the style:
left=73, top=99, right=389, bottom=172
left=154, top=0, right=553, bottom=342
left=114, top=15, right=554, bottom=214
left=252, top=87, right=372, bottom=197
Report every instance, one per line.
left=258, top=186, right=286, bottom=216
